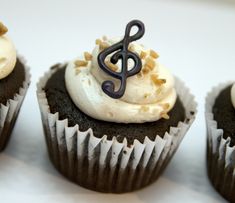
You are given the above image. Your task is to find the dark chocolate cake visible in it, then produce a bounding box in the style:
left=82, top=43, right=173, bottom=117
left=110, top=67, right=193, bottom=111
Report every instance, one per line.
left=213, top=85, right=235, bottom=146
left=0, top=58, right=25, bottom=105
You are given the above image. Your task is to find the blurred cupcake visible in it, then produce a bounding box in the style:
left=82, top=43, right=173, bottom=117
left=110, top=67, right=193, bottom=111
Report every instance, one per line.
left=37, top=20, right=196, bottom=193
left=0, top=22, right=30, bottom=151
left=206, top=82, right=235, bottom=202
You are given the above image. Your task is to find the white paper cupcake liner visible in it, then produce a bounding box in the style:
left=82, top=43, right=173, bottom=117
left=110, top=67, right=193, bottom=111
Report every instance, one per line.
left=205, top=82, right=235, bottom=203
left=0, top=55, right=30, bottom=150
left=37, top=64, right=197, bottom=193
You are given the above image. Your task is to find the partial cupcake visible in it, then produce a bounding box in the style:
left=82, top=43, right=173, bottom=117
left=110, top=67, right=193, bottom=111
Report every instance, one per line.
left=206, top=82, right=235, bottom=202
left=0, top=22, right=30, bottom=151
left=37, top=20, right=196, bottom=193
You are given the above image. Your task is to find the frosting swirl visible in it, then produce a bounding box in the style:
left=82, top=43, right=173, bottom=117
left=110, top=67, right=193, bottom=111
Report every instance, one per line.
left=0, top=26, right=17, bottom=80
left=65, top=37, right=177, bottom=123
left=231, top=83, right=235, bottom=109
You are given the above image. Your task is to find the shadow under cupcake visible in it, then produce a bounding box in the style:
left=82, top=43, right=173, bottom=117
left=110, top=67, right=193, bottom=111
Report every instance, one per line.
left=37, top=20, right=197, bottom=193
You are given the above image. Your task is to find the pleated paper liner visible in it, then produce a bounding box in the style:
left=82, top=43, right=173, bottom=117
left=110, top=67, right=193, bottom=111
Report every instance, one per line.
left=0, top=56, right=30, bottom=151
left=37, top=64, right=197, bottom=193
left=206, top=82, right=235, bottom=203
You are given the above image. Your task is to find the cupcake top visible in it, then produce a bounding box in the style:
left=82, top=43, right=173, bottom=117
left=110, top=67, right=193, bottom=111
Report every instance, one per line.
left=65, top=20, right=177, bottom=123
left=231, top=83, right=235, bottom=109
left=0, top=22, right=17, bottom=80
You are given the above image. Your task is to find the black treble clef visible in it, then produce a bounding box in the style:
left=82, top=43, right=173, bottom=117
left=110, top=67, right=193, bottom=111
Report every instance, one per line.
left=98, top=20, right=145, bottom=99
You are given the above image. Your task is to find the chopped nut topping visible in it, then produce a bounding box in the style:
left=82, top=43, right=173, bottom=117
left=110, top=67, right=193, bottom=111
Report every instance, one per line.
left=156, top=88, right=162, bottom=95
left=128, top=44, right=135, bottom=52
left=151, top=74, right=166, bottom=86
left=160, top=103, right=170, bottom=119
left=74, top=60, right=88, bottom=67
left=161, top=112, right=170, bottom=119
left=84, top=52, right=92, bottom=61
left=144, top=93, right=150, bottom=99
left=95, top=39, right=102, bottom=45
left=140, top=51, right=147, bottom=59
left=150, top=50, right=159, bottom=59
left=105, top=61, right=118, bottom=72
left=0, top=22, right=8, bottom=36
left=142, top=64, right=150, bottom=74
left=160, top=103, right=170, bottom=110
left=139, top=105, right=149, bottom=112
left=158, top=79, right=166, bottom=85
left=99, top=42, right=109, bottom=50
left=145, top=57, right=155, bottom=70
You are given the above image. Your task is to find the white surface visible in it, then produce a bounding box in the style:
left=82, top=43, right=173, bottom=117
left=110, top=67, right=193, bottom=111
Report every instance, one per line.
left=0, top=0, right=235, bottom=202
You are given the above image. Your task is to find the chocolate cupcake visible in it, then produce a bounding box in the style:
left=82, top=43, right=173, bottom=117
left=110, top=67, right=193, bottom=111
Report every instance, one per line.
left=206, top=82, right=235, bottom=202
left=0, top=22, right=30, bottom=151
left=37, top=20, right=196, bottom=193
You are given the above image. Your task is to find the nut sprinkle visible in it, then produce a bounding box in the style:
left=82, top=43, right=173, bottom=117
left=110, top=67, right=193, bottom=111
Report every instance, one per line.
left=151, top=74, right=166, bottom=86
left=0, top=22, right=8, bottom=36
left=74, top=60, right=88, bottom=67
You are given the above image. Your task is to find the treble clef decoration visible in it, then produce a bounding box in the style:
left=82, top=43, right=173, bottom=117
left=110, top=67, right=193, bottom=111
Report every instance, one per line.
left=98, top=20, right=145, bottom=99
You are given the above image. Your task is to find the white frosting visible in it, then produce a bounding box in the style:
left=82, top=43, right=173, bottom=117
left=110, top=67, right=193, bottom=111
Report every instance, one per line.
left=231, top=83, right=235, bottom=109
left=65, top=38, right=177, bottom=123
left=0, top=36, right=16, bottom=79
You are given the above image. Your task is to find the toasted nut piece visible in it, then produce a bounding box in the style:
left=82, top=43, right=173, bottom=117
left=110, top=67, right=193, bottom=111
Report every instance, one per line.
left=150, top=50, right=159, bottom=59
left=156, top=88, right=162, bottom=95
left=139, top=105, right=149, bottom=112
left=128, top=44, right=135, bottom=52
left=142, top=64, right=150, bottom=74
left=144, top=93, right=150, bottom=99
left=140, top=51, right=147, bottom=59
left=105, top=61, right=118, bottom=72
left=0, top=22, right=8, bottom=36
left=151, top=74, right=166, bottom=86
left=95, top=39, right=102, bottom=45
left=84, top=52, right=92, bottom=61
left=157, top=79, right=166, bottom=85
left=161, top=112, right=170, bottom=119
left=160, top=103, right=170, bottom=110
left=99, top=42, right=109, bottom=50
left=74, top=60, right=88, bottom=67
left=145, top=57, right=155, bottom=70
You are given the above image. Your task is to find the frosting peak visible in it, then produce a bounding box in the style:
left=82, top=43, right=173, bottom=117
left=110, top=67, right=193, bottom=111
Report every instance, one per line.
left=231, top=84, right=235, bottom=109
left=65, top=37, right=177, bottom=123
left=0, top=23, right=16, bottom=80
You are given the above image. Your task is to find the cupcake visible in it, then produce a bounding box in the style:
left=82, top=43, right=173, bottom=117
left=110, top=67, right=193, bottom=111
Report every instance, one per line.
left=37, top=20, right=196, bottom=193
left=206, top=82, right=235, bottom=202
left=0, top=22, right=30, bottom=151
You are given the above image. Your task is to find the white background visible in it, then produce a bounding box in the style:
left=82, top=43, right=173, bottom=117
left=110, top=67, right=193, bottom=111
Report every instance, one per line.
left=1, top=0, right=235, bottom=202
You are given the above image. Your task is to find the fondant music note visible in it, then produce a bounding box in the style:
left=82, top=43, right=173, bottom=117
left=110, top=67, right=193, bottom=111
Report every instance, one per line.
left=98, top=20, right=145, bottom=99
